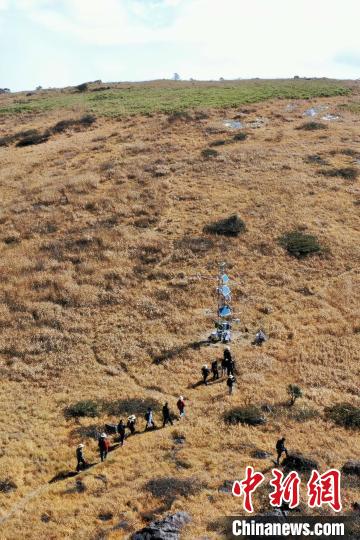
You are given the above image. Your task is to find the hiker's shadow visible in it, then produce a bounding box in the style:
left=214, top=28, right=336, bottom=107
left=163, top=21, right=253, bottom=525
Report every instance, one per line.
left=152, top=340, right=210, bottom=365
left=49, top=463, right=96, bottom=484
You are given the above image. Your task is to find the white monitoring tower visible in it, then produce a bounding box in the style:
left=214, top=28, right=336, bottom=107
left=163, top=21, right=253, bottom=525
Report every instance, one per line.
left=209, top=261, right=236, bottom=343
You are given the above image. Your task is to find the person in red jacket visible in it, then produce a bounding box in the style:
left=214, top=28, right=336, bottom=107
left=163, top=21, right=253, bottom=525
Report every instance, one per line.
left=177, top=396, right=185, bottom=418
left=98, top=433, right=110, bottom=462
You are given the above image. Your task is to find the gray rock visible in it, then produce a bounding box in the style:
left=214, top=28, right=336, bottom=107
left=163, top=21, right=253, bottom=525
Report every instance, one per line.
left=251, top=450, right=272, bottom=460
left=282, top=454, right=318, bottom=473
left=342, top=461, right=360, bottom=477
left=132, top=511, right=191, bottom=540
left=218, top=480, right=234, bottom=494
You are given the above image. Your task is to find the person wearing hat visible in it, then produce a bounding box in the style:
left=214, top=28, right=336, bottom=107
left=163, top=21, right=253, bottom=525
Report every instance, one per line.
left=117, top=419, right=126, bottom=446
left=226, top=374, right=236, bottom=395
left=177, top=396, right=185, bottom=418
left=201, top=364, right=210, bottom=385
left=76, top=443, right=86, bottom=472
left=127, top=415, right=137, bottom=435
left=162, top=402, right=173, bottom=427
left=98, top=433, right=110, bottom=462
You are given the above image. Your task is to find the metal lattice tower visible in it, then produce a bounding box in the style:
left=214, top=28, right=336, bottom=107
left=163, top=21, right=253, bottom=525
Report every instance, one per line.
left=209, top=261, right=233, bottom=343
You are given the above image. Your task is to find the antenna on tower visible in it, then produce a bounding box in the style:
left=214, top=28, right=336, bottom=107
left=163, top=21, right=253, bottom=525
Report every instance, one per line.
left=208, top=261, right=238, bottom=343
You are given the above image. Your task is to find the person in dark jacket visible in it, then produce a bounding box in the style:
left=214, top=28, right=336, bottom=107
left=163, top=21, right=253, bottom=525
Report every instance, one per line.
left=177, top=396, right=185, bottom=418
left=127, top=415, right=137, bottom=435
left=201, top=364, right=210, bottom=385
left=117, top=419, right=126, bottom=446
left=224, top=346, right=232, bottom=362
left=221, top=356, right=228, bottom=377
left=276, top=437, right=288, bottom=465
left=98, top=433, right=110, bottom=462
left=162, top=402, right=173, bottom=427
left=211, top=359, right=219, bottom=380
left=76, top=444, right=86, bottom=472
left=226, top=374, right=236, bottom=395
left=228, top=357, right=235, bottom=376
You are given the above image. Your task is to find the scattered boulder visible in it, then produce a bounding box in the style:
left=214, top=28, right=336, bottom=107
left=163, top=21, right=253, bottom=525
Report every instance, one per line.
left=342, top=461, right=360, bottom=477
left=98, top=512, right=113, bottom=521
left=282, top=454, right=318, bottom=473
left=251, top=450, right=272, bottom=459
left=132, top=511, right=191, bottom=540
left=0, top=479, right=17, bottom=493
left=204, top=214, right=246, bottom=237
left=218, top=480, right=234, bottom=494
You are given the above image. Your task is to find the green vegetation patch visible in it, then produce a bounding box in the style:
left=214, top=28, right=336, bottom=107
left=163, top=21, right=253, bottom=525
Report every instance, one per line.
left=0, top=80, right=351, bottom=117
left=224, top=405, right=266, bottom=426
left=325, top=403, right=360, bottom=429
left=318, top=167, right=358, bottom=180
left=279, top=230, right=323, bottom=259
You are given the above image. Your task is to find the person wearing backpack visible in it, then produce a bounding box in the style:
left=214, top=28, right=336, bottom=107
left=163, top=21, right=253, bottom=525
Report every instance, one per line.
left=177, top=396, right=185, bottom=418
left=76, top=444, right=87, bottom=472
left=162, top=402, right=173, bottom=427
left=226, top=374, right=236, bottom=395
left=144, top=407, right=155, bottom=430
left=117, top=419, right=126, bottom=446
left=127, top=415, right=137, bottom=435
left=201, top=364, right=210, bottom=385
left=276, top=437, right=289, bottom=465
left=98, top=433, right=110, bottom=462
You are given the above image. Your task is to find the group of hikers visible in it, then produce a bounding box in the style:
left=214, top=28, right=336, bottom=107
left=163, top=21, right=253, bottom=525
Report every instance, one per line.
left=75, top=397, right=186, bottom=471
left=75, top=344, right=287, bottom=473
left=201, top=346, right=236, bottom=394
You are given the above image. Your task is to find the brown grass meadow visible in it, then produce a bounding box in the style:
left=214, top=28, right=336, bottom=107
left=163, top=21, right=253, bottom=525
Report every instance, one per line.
left=0, top=80, right=359, bottom=539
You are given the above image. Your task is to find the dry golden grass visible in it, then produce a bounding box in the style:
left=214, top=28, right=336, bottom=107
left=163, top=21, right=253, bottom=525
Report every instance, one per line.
left=0, top=87, right=359, bottom=539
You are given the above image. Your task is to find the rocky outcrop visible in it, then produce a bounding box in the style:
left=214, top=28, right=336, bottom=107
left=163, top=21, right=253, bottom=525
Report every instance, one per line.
left=132, top=512, right=191, bottom=540
left=282, top=454, right=318, bottom=473
left=342, top=461, right=360, bottom=477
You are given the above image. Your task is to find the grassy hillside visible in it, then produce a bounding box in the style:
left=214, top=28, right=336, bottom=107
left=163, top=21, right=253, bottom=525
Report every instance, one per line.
left=0, top=79, right=352, bottom=116
left=0, top=80, right=359, bottom=539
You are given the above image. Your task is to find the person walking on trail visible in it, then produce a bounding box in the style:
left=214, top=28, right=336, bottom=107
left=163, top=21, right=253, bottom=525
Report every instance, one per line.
left=98, top=433, right=110, bottom=462
left=227, top=374, right=236, bottom=395
left=228, top=357, right=235, bottom=376
left=127, top=415, right=137, bottom=435
left=254, top=329, right=267, bottom=346
left=221, top=356, right=228, bottom=377
left=224, top=346, right=232, bottom=363
left=276, top=437, right=288, bottom=465
left=76, top=444, right=87, bottom=472
left=162, top=402, right=173, bottom=427
left=145, top=407, right=155, bottom=430
left=211, top=359, right=219, bottom=380
left=224, top=346, right=233, bottom=375
left=201, top=364, right=210, bottom=385
left=177, top=396, right=186, bottom=418
left=117, top=419, right=126, bottom=446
